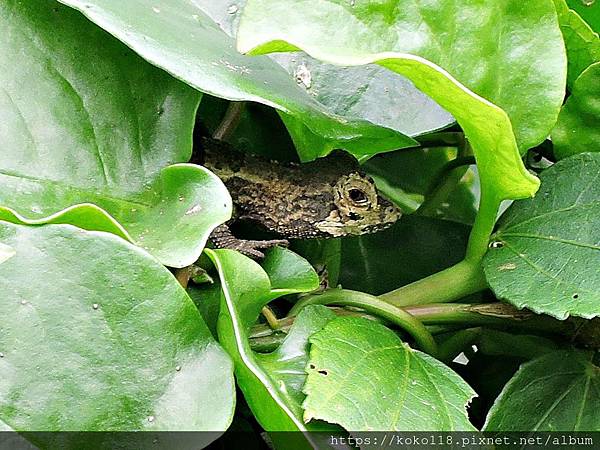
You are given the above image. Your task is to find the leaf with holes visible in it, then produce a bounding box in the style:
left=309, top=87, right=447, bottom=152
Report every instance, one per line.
left=484, top=153, right=600, bottom=320
left=0, top=221, right=235, bottom=448
left=553, top=62, right=600, bottom=160
left=303, top=317, right=476, bottom=432
left=0, top=0, right=231, bottom=268
left=484, top=350, right=600, bottom=431
left=56, top=0, right=417, bottom=161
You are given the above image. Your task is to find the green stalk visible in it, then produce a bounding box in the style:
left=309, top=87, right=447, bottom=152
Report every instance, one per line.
left=290, top=289, right=437, bottom=355
left=404, top=303, right=569, bottom=334
left=378, top=259, right=487, bottom=307
left=436, top=328, right=482, bottom=363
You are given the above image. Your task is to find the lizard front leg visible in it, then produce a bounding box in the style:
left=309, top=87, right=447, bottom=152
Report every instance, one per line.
left=209, top=224, right=288, bottom=259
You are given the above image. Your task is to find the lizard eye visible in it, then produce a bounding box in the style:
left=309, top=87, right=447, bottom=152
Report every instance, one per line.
left=348, top=188, right=369, bottom=205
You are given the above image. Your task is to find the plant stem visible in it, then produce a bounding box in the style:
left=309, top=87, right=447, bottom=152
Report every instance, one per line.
left=261, top=306, right=281, bottom=330
left=404, top=303, right=569, bottom=334
left=417, top=156, right=475, bottom=217
left=213, top=102, right=245, bottom=141
left=436, top=327, right=482, bottom=363
left=290, top=289, right=438, bottom=355
left=378, top=259, right=487, bottom=307
left=465, top=191, right=502, bottom=262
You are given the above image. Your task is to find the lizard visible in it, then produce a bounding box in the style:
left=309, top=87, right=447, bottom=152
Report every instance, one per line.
left=196, top=137, right=402, bottom=258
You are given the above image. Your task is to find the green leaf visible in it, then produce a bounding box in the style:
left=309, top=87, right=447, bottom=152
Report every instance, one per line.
left=0, top=222, right=235, bottom=442
left=262, top=246, right=320, bottom=297
left=0, top=0, right=230, bottom=267
left=553, top=0, right=600, bottom=88
left=304, top=317, right=476, bottom=431
left=553, top=62, right=600, bottom=159
left=57, top=0, right=417, bottom=161
left=484, top=153, right=600, bottom=320
left=484, top=350, right=600, bottom=431
left=567, top=0, right=600, bottom=32
left=339, top=216, right=470, bottom=295
left=199, top=0, right=455, bottom=139
left=237, top=0, right=570, bottom=201
left=205, top=249, right=333, bottom=448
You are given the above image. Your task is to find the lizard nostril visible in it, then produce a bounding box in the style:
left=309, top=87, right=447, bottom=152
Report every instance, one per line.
left=348, top=212, right=362, bottom=221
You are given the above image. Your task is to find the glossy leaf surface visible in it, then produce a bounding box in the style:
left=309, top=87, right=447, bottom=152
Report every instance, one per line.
left=484, top=153, right=600, bottom=319
left=0, top=0, right=230, bottom=267
left=304, top=317, right=476, bottom=431
left=0, top=222, right=235, bottom=445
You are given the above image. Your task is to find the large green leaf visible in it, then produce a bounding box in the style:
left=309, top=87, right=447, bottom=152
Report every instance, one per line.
left=0, top=222, right=234, bottom=446
left=484, top=350, right=600, bottom=431
left=553, top=62, right=600, bottom=159
left=484, top=153, right=600, bottom=320
left=304, top=317, right=476, bottom=431
left=205, top=249, right=333, bottom=449
left=199, top=0, right=454, bottom=139
left=553, top=0, right=600, bottom=88
left=237, top=0, right=570, bottom=202
left=0, top=0, right=230, bottom=268
left=57, top=0, right=417, bottom=161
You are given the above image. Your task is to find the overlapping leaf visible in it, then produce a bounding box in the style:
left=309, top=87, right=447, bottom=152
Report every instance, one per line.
left=237, top=0, right=571, bottom=203
left=0, top=0, right=230, bottom=267
left=304, top=317, right=476, bottom=432
left=57, top=0, right=417, bottom=161
left=553, top=62, right=600, bottom=159
left=553, top=0, right=600, bottom=87
left=484, top=351, right=600, bottom=431
left=0, top=222, right=235, bottom=448
left=204, top=248, right=336, bottom=449
left=199, top=0, right=454, bottom=139
left=484, top=153, right=600, bottom=319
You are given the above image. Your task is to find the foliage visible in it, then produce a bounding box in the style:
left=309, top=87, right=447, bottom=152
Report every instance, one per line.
left=1, top=0, right=600, bottom=448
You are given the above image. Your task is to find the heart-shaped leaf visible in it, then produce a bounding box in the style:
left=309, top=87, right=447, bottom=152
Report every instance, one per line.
left=56, top=0, right=417, bottom=161
left=484, top=153, right=600, bottom=319
left=484, top=350, right=600, bottom=431
left=0, top=0, right=231, bottom=267
left=0, top=221, right=235, bottom=447
left=553, top=62, right=600, bottom=160
left=304, top=317, right=476, bottom=431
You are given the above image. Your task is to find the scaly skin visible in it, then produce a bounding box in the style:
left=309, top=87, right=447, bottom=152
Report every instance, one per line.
left=196, top=138, right=401, bottom=256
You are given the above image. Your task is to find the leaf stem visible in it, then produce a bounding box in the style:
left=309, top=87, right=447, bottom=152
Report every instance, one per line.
left=436, top=327, right=482, bottom=363
left=289, top=289, right=438, bottom=355
left=416, top=156, right=475, bottom=217
left=465, top=191, right=501, bottom=261
left=378, top=259, right=487, bottom=307
left=404, top=303, right=569, bottom=334
left=213, top=101, right=245, bottom=141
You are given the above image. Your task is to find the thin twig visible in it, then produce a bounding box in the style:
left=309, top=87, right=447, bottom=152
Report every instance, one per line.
left=213, top=102, right=245, bottom=141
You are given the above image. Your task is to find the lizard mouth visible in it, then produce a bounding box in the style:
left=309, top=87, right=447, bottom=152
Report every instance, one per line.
left=315, top=203, right=401, bottom=237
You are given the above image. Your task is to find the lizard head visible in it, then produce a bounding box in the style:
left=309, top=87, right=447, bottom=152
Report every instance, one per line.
left=315, top=172, right=401, bottom=237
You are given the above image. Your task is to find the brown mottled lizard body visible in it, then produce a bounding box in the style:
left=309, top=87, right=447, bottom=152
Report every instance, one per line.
left=198, top=138, right=401, bottom=257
